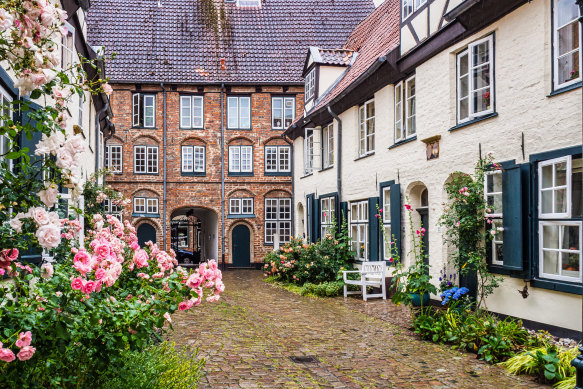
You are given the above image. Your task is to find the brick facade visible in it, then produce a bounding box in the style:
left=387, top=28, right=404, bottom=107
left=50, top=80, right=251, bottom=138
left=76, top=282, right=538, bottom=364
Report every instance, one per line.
left=106, top=83, right=303, bottom=266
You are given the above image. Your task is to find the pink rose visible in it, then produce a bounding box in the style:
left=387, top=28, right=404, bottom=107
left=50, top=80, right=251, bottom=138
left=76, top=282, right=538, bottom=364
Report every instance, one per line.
left=37, top=183, right=59, bottom=208
left=82, top=280, right=95, bottom=294
left=163, top=312, right=172, bottom=323
left=64, top=134, right=85, bottom=155
left=94, top=268, right=106, bottom=280
left=94, top=243, right=113, bottom=260
left=130, top=241, right=140, bottom=251
left=133, top=249, right=149, bottom=269
left=35, top=224, right=61, bottom=249
left=94, top=280, right=102, bottom=293
left=31, top=207, right=50, bottom=226
left=55, top=147, right=74, bottom=170
left=40, top=262, right=54, bottom=279
left=185, top=273, right=203, bottom=289
left=71, top=277, right=83, bottom=290
left=0, top=348, right=15, bottom=362
left=102, top=83, right=113, bottom=96
left=16, top=346, right=35, bottom=361
left=4, top=249, right=19, bottom=262
left=15, top=331, right=32, bottom=348
left=178, top=301, right=190, bottom=311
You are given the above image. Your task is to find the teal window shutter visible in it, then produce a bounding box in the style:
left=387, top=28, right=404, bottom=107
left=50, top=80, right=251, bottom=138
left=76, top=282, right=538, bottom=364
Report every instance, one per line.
left=502, top=165, right=524, bottom=270
left=390, top=183, right=402, bottom=259
left=313, top=195, right=320, bottom=243
left=368, top=197, right=379, bottom=261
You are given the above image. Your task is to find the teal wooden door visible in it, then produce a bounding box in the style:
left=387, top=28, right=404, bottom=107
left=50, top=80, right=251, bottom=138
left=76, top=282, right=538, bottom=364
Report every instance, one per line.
left=137, top=224, right=157, bottom=248
left=232, top=225, right=251, bottom=267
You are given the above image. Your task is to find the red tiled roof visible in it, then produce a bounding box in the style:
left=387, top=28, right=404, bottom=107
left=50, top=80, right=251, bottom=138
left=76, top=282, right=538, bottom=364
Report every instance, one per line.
left=318, top=49, right=354, bottom=66
left=86, top=0, right=375, bottom=84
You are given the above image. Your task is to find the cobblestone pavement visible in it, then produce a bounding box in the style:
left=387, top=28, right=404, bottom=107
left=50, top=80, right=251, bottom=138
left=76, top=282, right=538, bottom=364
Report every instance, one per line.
left=171, top=270, right=545, bottom=388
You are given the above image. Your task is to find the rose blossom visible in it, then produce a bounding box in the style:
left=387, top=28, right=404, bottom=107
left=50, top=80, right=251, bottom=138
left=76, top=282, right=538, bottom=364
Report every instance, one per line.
left=163, top=312, right=172, bottom=323
left=64, top=134, right=85, bottom=155
left=0, top=9, right=14, bottom=31
left=55, top=147, right=74, bottom=170
left=178, top=301, right=190, bottom=311
left=102, top=83, right=113, bottom=96
left=94, top=268, right=106, bottom=280
left=40, top=262, right=53, bottom=279
left=31, top=207, right=50, bottom=226
left=15, top=331, right=31, bottom=348
left=71, top=277, right=83, bottom=290
left=9, top=217, right=23, bottom=233
left=0, top=348, right=15, bottom=362
left=16, top=346, right=35, bottom=361
left=35, top=224, right=61, bottom=249
left=133, top=249, right=149, bottom=268
left=82, top=280, right=95, bottom=294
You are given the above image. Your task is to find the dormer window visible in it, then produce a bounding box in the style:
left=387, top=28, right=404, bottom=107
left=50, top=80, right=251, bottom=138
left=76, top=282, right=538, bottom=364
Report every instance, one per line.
left=237, top=0, right=261, bottom=7
left=305, top=68, right=316, bottom=102
left=403, top=0, right=427, bottom=20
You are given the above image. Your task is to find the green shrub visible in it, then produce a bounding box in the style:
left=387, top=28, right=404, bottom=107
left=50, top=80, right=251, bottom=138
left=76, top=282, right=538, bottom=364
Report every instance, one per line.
left=301, top=281, right=343, bottom=297
left=500, top=344, right=577, bottom=384
left=100, top=342, right=205, bottom=389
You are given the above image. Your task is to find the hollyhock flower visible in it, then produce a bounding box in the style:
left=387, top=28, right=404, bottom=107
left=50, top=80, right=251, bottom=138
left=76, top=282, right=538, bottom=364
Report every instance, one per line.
left=15, top=331, right=32, bottom=348
left=40, top=262, right=53, bottom=279
left=404, top=204, right=412, bottom=210
left=16, top=346, right=35, bottom=361
left=71, top=277, right=83, bottom=290
left=36, top=224, right=61, bottom=249
left=0, top=348, right=15, bottom=362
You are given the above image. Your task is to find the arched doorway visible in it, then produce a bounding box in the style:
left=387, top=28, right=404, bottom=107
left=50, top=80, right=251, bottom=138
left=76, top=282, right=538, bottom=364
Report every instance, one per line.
left=137, top=223, right=157, bottom=247
left=232, top=224, right=251, bottom=267
left=170, top=207, right=218, bottom=266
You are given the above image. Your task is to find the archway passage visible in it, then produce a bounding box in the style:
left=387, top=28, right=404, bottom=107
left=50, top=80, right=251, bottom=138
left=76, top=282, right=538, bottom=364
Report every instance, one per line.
left=232, top=224, right=251, bottom=267
left=137, top=223, right=157, bottom=247
left=170, top=207, right=218, bottom=267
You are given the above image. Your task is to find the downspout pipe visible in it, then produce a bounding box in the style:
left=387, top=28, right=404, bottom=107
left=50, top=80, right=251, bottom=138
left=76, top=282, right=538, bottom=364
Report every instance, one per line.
left=220, top=83, right=226, bottom=271
left=161, top=83, right=168, bottom=251
left=327, top=105, right=342, bottom=205
left=281, top=133, right=294, bottom=239
left=94, top=102, right=109, bottom=184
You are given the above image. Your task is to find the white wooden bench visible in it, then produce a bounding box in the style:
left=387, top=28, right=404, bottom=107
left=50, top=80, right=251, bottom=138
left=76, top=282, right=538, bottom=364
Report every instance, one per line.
left=342, top=262, right=386, bottom=301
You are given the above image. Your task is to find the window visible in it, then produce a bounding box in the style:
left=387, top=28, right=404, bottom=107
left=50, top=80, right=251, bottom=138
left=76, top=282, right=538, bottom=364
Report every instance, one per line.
left=180, top=95, right=204, bottom=129
left=105, top=144, right=123, bottom=174
left=229, top=145, right=253, bottom=173
left=265, top=198, right=292, bottom=244
left=381, top=188, right=392, bottom=261
left=304, top=130, right=314, bottom=175
left=230, top=198, right=254, bottom=215
left=394, top=76, right=416, bottom=142
left=322, top=123, right=334, bottom=168
left=485, top=170, right=503, bottom=265
left=134, top=197, right=159, bottom=215
left=132, top=93, right=156, bottom=128
left=358, top=99, right=375, bottom=157
left=402, top=0, right=426, bottom=20
left=177, top=226, right=189, bottom=248
left=538, top=155, right=583, bottom=282
left=305, top=68, right=315, bottom=102
left=271, top=97, right=295, bottom=129
left=350, top=201, right=369, bottom=260
left=265, top=145, right=291, bottom=174
left=103, top=199, right=123, bottom=221
left=181, top=145, right=205, bottom=174
left=320, top=197, right=336, bottom=237
left=134, top=145, right=158, bottom=174
left=227, top=96, right=251, bottom=129
left=0, top=85, right=12, bottom=170
left=61, top=22, right=75, bottom=70
left=457, top=35, right=494, bottom=123
left=553, top=0, right=582, bottom=88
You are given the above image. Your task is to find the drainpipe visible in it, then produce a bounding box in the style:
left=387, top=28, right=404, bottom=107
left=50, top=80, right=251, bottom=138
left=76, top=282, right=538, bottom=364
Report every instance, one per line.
left=327, top=105, right=342, bottom=204
left=161, top=83, right=168, bottom=251
left=220, top=83, right=226, bottom=271
left=94, top=102, right=109, bottom=184
left=282, top=133, right=294, bottom=238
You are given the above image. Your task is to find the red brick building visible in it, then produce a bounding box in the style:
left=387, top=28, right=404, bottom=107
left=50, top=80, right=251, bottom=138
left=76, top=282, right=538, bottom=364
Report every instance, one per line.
left=87, top=0, right=374, bottom=267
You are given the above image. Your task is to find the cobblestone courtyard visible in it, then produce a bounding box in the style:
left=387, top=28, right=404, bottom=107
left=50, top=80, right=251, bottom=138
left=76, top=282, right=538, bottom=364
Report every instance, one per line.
left=172, top=271, right=545, bottom=388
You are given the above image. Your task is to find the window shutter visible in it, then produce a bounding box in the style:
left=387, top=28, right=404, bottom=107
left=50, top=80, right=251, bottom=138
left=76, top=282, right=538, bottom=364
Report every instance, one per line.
left=390, top=183, right=402, bottom=259
left=368, top=197, right=379, bottom=261
left=502, top=165, right=524, bottom=270
left=313, top=195, right=320, bottom=243
left=132, top=94, right=140, bottom=126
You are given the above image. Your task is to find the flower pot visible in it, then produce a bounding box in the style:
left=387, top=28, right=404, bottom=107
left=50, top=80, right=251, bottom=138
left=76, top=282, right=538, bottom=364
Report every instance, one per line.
left=410, top=292, right=430, bottom=306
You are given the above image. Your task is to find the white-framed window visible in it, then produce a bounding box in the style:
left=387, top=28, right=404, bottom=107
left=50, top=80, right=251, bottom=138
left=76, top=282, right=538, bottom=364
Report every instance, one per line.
left=133, top=197, right=159, bottom=214
left=132, top=93, right=156, bottom=128
left=304, top=130, right=314, bottom=175
left=103, top=199, right=123, bottom=221
left=394, top=76, right=416, bottom=142
left=457, top=35, right=494, bottom=124
left=181, top=145, right=205, bottom=173
left=305, top=68, right=316, bottom=101
left=320, top=196, right=336, bottom=237
left=229, top=145, right=253, bottom=173
left=322, top=123, right=334, bottom=168
left=485, top=170, right=503, bottom=265
left=230, top=198, right=254, bottom=215
left=382, top=188, right=392, bottom=261
left=180, top=95, right=204, bottom=129
left=358, top=99, right=375, bottom=157
left=402, top=0, right=427, bottom=20
left=227, top=96, right=251, bottom=129
left=539, top=156, right=572, bottom=218
left=538, top=155, right=583, bottom=282
left=134, top=145, right=158, bottom=174
left=272, top=97, right=295, bottom=129
left=553, top=0, right=582, bottom=89
left=0, top=85, right=12, bottom=171
left=61, top=21, right=75, bottom=70
left=265, top=198, right=292, bottom=244
left=265, top=145, right=291, bottom=173
left=350, top=200, right=369, bottom=261
left=177, top=226, right=189, bottom=248
left=105, top=144, right=123, bottom=174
